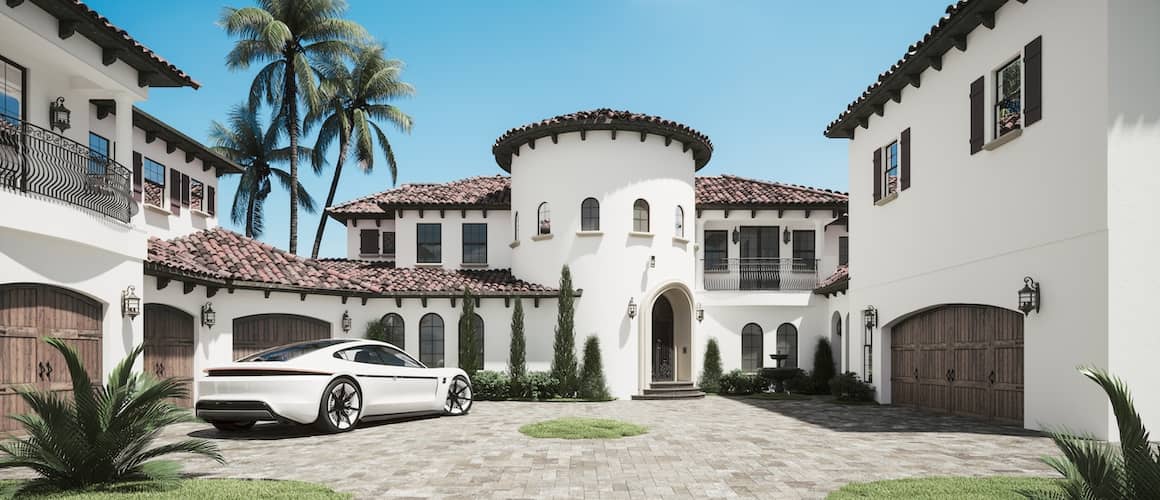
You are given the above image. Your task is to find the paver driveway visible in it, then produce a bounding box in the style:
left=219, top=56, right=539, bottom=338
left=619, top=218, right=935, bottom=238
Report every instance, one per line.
left=0, top=396, right=1059, bottom=499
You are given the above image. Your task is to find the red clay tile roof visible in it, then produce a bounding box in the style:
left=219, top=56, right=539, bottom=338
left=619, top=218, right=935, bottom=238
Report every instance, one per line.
left=814, top=265, right=849, bottom=295
left=492, top=109, right=714, bottom=171
left=147, top=228, right=557, bottom=296
left=696, top=175, right=848, bottom=207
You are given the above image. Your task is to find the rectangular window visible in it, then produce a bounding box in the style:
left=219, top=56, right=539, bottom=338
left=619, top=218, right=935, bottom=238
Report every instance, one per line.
left=882, top=141, right=899, bottom=198
left=0, top=56, right=24, bottom=124
left=462, top=223, right=487, bottom=264
left=996, top=57, right=1022, bottom=137
left=417, top=223, right=442, bottom=263
left=382, top=231, right=396, bottom=256
left=359, top=229, right=379, bottom=255
left=189, top=178, right=205, bottom=212
left=704, top=230, right=728, bottom=272
left=87, top=133, right=109, bottom=175
left=142, top=157, right=165, bottom=207
left=792, top=230, right=816, bottom=271
left=838, top=236, right=849, bottom=266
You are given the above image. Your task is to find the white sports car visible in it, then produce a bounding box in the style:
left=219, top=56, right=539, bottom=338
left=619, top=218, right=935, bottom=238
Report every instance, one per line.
left=195, top=339, right=473, bottom=433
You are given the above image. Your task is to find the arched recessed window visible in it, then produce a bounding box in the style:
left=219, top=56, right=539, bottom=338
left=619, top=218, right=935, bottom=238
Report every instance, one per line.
left=741, top=323, right=763, bottom=371
left=381, top=313, right=405, bottom=350
left=537, top=202, right=551, bottom=235
left=674, top=205, right=685, bottom=238
left=460, top=312, right=484, bottom=365
left=633, top=199, right=650, bottom=232
left=513, top=212, right=519, bottom=240
left=581, top=197, right=600, bottom=231
left=419, top=313, right=444, bottom=367
left=776, top=323, right=799, bottom=369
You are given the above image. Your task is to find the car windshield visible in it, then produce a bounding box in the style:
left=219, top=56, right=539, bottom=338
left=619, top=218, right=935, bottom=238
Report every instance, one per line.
left=239, top=339, right=354, bottom=362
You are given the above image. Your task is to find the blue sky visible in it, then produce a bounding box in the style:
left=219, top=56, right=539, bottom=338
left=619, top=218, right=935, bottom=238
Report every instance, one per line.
left=87, top=0, right=948, bottom=258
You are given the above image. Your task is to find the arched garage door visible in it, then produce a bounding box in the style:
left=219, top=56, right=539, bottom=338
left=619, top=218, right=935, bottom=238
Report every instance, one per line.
left=233, top=314, right=331, bottom=361
left=891, top=305, right=1024, bottom=425
left=144, top=304, right=194, bottom=408
left=0, top=284, right=102, bottom=433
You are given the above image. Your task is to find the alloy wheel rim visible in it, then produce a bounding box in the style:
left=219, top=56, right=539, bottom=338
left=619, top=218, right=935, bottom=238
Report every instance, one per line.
left=445, top=378, right=472, bottom=415
left=327, top=382, right=361, bottom=429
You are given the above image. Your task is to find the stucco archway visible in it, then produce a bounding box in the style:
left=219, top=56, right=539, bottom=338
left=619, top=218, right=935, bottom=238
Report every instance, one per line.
left=638, top=281, right=695, bottom=391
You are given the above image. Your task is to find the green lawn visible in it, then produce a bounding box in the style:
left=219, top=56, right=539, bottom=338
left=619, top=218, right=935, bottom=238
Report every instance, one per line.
left=0, top=479, right=349, bottom=499
left=519, top=417, right=647, bottom=439
left=827, top=476, right=1062, bottom=499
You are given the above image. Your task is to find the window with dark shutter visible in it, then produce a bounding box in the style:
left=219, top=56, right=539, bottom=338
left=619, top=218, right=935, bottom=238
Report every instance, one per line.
left=792, top=230, right=816, bottom=271
left=382, top=231, right=395, bottom=256
left=839, top=236, right=849, bottom=266
left=970, top=76, right=985, bottom=154
left=900, top=127, right=911, bottom=190
left=180, top=173, right=190, bottom=207
left=872, top=147, right=882, bottom=202
left=1024, top=36, right=1042, bottom=126
left=359, top=229, right=380, bottom=255
left=207, top=185, right=216, bottom=215
left=132, top=152, right=142, bottom=201
left=169, top=168, right=181, bottom=215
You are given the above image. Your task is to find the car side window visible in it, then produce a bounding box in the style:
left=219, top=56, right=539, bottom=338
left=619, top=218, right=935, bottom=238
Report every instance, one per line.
left=335, top=347, right=386, bottom=365
left=381, top=346, right=424, bottom=368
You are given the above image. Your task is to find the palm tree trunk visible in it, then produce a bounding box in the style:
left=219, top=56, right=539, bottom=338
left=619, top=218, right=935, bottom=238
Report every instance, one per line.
left=246, top=179, right=257, bottom=238
left=311, top=128, right=351, bottom=258
left=285, top=64, right=300, bottom=254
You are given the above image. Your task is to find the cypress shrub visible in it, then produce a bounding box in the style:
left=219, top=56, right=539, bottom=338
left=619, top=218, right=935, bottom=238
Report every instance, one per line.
left=458, top=288, right=481, bottom=374
left=550, top=265, right=579, bottom=397
left=579, top=335, right=611, bottom=401
left=698, top=338, right=724, bottom=393
left=508, top=297, right=527, bottom=399
left=812, top=337, right=837, bottom=394
left=365, top=319, right=386, bottom=342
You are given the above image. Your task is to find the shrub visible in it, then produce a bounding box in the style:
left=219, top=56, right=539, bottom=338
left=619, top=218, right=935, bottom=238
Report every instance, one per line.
left=524, top=371, right=560, bottom=400
left=699, top=338, right=723, bottom=393
left=579, top=336, right=611, bottom=401
left=471, top=370, right=509, bottom=401
left=364, top=319, right=386, bottom=342
left=719, top=369, right=758, bottom=395
left=508, top=297, right=527, bottom=399
left=0, top=338, right=223, bottom=493
left=812, top=338, right=837, bottom=394
left=783, top=369, right=814, bottom=394
left=830, top=371, right=875, bottom=402
left=550, top=266, right=579, bottom=397
left=458, top=288, right=482, bottom=374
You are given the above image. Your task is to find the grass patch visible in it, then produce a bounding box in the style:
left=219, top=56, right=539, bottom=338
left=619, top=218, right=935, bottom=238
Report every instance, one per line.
left=519, top=417, right=646, bottom=439
left=827, top=476, right=1062, bottom=499
left=0, top=479, right=349, bottom=499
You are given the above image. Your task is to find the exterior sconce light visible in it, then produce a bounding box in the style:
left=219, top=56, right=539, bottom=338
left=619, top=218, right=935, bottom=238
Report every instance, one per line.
left=649, top=255, right=656, bottom=268
left=731, top=227, right=739, bottom=244
left=121, top=286, right=140, bottom=319
left=1018, top=276, right=1040, bottom=316
left=627, top=298, right=637, bottom=319
left=49, top=97, right=71, bottom=132
left=200, top=302, right=216, bottom=328
left=782, top=227, right=792, bottom=244
left=862, top=305, right=878, bottom=329
left=695, top=303, right=704, bottom=322
left=341, top=310, right=352, bottom=332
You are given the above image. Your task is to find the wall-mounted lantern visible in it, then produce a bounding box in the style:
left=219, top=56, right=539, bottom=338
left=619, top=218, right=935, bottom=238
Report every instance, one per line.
left=341, top=310, right=352, bottom=332
left=861, top=305, right=878, bottom=329
left=782, top=227, right=792, bottom=244
left=731, top=227, right=739, bottom=244
left=121, top=286, right=140, bottom=319
left=627, top=298, right=637, bottom=319
left=49, top=97, right=70, bottom=132
left=200, top=302, right=216, bottom=328
left=695, top=303, right=704, bottom=322
left=1018, top=276, right=1040, bottom=316
left=649, top=255, right=656, bottom=268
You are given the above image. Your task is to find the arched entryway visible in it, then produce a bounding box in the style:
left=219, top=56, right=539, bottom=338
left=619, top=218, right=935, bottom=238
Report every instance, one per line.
left=642, top=283, right=694, bottom=387
left=651, top=296, right=674, bottom=381
left=144, top=304, right=195, bottom=407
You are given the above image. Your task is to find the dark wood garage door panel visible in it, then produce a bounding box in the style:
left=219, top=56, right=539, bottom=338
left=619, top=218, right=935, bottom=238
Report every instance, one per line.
left=144, top=304, right=195, bottom=408
left=233, top=314, right=331, bottom=360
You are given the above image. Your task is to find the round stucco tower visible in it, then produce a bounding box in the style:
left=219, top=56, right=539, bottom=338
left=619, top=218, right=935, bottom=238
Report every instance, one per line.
left=493, top=109, right=713, bottom=398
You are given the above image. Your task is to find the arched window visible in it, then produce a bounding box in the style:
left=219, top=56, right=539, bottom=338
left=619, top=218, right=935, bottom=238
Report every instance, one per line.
left=513, top=212, right=519, bottom=240
left=674, top=205, right=685, bottom=238
left=633, top=199, right=650, bottom=232
left=741, top=323, right=763, bottom=371
left=382, top=313, right=405, bottom=350
left=419, top=313, right=444, bottom=367
left=460, top=312, right=484, bottom=366
left=776, top=323, right=799, bottom=369
left=580, top=197, right=600, bottom=231
left=537, top=202, right=551, bottom=235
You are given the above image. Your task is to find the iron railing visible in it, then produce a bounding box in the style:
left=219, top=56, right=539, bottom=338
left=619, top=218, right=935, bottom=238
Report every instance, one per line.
left=0, top=118, right=132, bottom=223
left=702, top=258, right=820, bottom=291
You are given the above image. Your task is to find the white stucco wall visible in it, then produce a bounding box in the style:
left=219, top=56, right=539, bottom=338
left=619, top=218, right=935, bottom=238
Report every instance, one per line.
left=344, top=218, right=396, bottom=260
left=698, top=294, right=830, bottom=376
left=384, top=209, right=512, bottom=270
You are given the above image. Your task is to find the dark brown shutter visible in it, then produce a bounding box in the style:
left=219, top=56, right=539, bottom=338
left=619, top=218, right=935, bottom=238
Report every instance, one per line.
left=1024, top=36, right=1043, bottom=126
left=900, top=127, right=911, bottom=190
left=169, top=168, right=180, bottom=215
left=207, top=185, right=216, bottom=216
left=132, top=152, right=142, bottom=201
left=970, top=76, right=984, bottom=154
left=359, top=229, right=380, bottom=254
left=872, top=147, right=882, bottom=202
left=180, top=173, right=190, bottom=207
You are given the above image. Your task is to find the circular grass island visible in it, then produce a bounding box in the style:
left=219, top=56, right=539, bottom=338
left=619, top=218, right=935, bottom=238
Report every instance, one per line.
left=519, top=417, right=647, bottom=440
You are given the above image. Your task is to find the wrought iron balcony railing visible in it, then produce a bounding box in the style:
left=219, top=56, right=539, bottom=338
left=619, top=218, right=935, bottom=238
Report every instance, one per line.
left=0, top=118, right=132, bottom=223
left=702, top=258, right=820, bottom=291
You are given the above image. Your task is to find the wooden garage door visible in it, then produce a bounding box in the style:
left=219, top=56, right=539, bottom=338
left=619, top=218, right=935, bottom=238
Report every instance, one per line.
left=144, top=304, right=195, bottom=408
left=891, top=305, right=1024, bottom=425
left=233, top=314, right=331, bottom=361
left=0, top=284, right=103, bottom=434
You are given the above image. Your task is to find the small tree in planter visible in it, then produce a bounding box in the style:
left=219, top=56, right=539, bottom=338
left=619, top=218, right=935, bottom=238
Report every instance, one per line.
left=508, top=297, right=527, bottom=399
left=579, top=335, right=611, bottom=401
left=699, top=338, right=723, bottom=393
left=550, top=265, right=579, bottom=397
left=811, top=338, right=836, bottom=394
left=458, top=288, right=482, bottom=374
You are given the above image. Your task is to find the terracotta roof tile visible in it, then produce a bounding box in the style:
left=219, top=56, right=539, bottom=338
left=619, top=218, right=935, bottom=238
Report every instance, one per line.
left=813, top=265, right=849, bottom=295
left=696, top=175, right=848, bottom=207
left=315, top=260, right=557, bottom=296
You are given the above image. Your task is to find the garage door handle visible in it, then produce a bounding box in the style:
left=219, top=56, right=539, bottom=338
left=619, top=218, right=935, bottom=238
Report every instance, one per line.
left=913, top=368, right=919, bottom=380
left=989, top=370, right=996, bottom=385
left=950, top=369, right=956, bottom=382
left=945, top=369, right=951, bottom=382
left=45, top=362, right=52, bottom=381
left=37, top=362, right=45, bottom=381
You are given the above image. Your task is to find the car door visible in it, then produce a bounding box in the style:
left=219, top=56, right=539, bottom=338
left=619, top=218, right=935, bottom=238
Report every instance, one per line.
left=334, top=346, right=401, bottom=416
left=377, top=346, right=440, bottom=412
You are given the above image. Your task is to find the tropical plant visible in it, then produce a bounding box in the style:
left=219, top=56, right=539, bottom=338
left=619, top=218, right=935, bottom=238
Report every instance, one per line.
left=1031, top=368, right=1160, bottom=500
left=0, top=338, right=223, bottom=492
left=364, top=318, right=386, bottom=342
left=458, top=288, right=481, bottom=374
left=811, top=337, right=837, bottom=394
left=579, top=335, right=611, bottom=401
left=508, top=297, right=527, bottom=399
left=699, top=337, right=723, bottom=393
left=208, top=103, right=318, bottom=238
left=550, top=265, right=579, bottom=397
left=307, top=43, right=414, bottom=258
left=220, top=0, right=367, bottom=253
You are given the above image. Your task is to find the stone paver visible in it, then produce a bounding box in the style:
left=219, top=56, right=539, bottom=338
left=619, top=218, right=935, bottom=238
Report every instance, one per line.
left=0, top=396, right=1058, bottom=499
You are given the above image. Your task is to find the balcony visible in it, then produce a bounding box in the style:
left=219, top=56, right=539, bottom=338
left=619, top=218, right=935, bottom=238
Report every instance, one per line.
left=701, top=258, right=820, bottom=291
left=0, top=118, right=132, bottom=223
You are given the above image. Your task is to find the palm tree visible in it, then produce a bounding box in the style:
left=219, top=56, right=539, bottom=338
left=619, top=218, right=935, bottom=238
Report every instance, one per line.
left=220, top=0, right=367, bottom=254
left=307, top=44, right=414, bottom=258
left=209, top=103, right=318, bottom=238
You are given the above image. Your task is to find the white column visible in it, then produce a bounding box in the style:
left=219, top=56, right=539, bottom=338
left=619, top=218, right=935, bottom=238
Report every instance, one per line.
left=113, top=94, right=135, bottom=169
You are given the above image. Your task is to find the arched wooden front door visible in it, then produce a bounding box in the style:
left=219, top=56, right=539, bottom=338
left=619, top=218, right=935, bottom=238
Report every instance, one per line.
left=890, top=304, right=1024, bottom=425
left=0, top=284, right=103, bottom=433
left=233, top=314, right=331, bottom=360
left=651, top=296, right=674, bottom=382
left=144, top=304, right=195, bottom=408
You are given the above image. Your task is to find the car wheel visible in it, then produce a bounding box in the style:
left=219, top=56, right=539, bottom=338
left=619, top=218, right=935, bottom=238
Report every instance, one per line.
left=444, top=375, right=473, bottom=416
left=316, top=377, right=362, bottom=433
left=210, top=420, right=255, bottom=432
